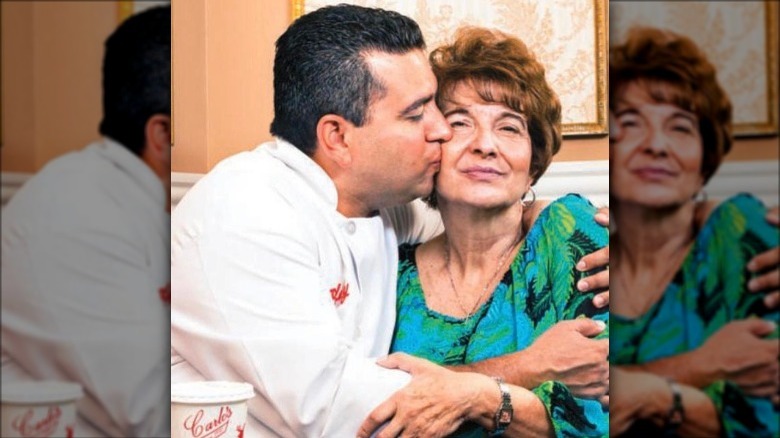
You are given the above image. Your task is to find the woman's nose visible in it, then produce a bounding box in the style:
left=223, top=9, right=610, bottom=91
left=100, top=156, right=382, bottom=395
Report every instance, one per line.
left=470, top=128, right=497, bottom=155
left=641, top=128, right=670, bottom=156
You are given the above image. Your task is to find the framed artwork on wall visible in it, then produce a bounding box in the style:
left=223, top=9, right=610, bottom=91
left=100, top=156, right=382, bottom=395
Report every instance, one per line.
left=611, top=1, right=778, bottom=137
left=118, top=0, right=170, bottom=23
left=292, top=0, right=608, bottom=136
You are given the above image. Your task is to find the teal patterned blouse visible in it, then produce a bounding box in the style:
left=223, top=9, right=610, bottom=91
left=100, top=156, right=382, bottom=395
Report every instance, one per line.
left=611, top=194, right=779, bottom=437
left=391, top=194, right=609, bottom=437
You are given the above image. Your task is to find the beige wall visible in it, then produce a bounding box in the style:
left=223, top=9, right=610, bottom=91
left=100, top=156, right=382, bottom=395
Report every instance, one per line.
left=1, top=1, right=775, bottom=174
left=1, top=1, right=117, bottom=173
left=172, top=1, right=776, bottom=174
left=171, top=0, right=286, bottom=173
left=171, top=0, right=613, bottom=173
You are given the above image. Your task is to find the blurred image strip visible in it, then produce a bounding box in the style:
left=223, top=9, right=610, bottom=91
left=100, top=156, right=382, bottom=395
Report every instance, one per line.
left=1, top=3, right=171, bottom=437
left=609, top=1, right=779, bottom=437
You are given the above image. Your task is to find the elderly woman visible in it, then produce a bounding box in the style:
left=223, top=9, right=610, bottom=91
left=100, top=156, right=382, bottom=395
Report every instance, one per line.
left=608, top=28, right=779, bottom=437
left=382, top=27, right=610, bottom=437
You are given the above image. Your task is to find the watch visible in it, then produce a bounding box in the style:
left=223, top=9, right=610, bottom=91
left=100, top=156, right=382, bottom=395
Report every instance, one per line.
left=489, top=377, right=513, bottom=436
left=665, top=378, right=685, bottom=430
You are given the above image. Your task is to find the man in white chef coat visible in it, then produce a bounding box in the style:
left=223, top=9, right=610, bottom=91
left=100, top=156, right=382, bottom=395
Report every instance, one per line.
left=1, top=6, right=171, bottom=437
left=170, top=4, right=614, bottom=437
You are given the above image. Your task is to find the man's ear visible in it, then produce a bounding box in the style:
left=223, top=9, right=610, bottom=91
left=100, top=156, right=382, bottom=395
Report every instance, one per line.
left=144, top=114, right=171, bottom=156
left=315, top=114, right=353, bottom=167
left=141, top=114, right=171, bottom=183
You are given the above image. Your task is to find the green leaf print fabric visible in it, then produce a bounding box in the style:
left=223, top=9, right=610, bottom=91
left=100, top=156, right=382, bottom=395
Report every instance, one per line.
left=610, top=194, right=779, bottom=437
left=391, top=194, right=609, bottom=437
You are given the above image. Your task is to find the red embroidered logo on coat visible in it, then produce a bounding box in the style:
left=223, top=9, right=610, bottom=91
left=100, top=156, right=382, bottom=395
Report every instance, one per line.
left=330, top=283, right=350, bottom=306
left=159, top=283, right=171, bottom=304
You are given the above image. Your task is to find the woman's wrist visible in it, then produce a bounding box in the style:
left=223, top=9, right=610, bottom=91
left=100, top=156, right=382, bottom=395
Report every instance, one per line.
left=465, top=372, right=503, bottom=428
left=636, top=373, right=675, bottom=423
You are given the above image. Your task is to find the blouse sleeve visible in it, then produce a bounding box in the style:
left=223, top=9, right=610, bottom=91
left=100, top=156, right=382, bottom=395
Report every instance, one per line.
left=698, top=194, right=779, bottom=437
left=523, top=194, right=610, bottom=437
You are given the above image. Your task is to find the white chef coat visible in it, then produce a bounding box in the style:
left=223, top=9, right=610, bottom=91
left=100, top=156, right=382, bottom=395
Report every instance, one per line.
left=1, top=138, right=170, bottom=437
left=170, top=138, right=443, bottom=437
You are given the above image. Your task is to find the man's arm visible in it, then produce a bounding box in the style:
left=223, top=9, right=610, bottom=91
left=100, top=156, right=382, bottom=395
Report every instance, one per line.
left=448, top=319, right=609, bottom=400
left=620, top=319, right=779, bottom=399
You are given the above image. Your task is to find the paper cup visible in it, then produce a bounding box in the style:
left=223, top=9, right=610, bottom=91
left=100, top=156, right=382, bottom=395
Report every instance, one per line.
left=1, top=381, right=82, bottom=438
left=171, top=381, right=254, bottom=438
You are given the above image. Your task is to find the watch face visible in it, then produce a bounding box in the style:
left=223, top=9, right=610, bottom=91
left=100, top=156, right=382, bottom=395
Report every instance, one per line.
left=499, top=408, right=513, bottom=424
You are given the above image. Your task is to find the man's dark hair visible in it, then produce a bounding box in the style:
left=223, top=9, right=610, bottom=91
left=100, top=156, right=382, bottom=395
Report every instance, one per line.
left=99, top=5, right=170, bottom=156
left=270, top=5, right=424, bottom=155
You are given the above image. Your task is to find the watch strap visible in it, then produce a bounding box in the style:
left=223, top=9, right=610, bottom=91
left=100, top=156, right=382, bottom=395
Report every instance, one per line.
left=489, top=377, right=513, bottom=436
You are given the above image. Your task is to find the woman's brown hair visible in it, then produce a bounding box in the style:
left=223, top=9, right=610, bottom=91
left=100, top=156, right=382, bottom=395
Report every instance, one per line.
left=610, top=27, right=733, bottom=183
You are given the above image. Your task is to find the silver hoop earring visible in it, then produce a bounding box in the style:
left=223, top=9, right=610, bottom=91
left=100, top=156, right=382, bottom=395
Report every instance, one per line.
left=522, top=187, right=536, bottom=208
left=693, top=189, right=707, bottom=204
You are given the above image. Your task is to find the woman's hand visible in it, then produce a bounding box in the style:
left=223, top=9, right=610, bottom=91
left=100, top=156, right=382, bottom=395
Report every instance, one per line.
left=517, top=319, right=609, bottom=399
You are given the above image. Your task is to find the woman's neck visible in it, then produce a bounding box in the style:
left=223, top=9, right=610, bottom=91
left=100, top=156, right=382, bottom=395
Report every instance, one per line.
left=438, top=200, right=525, bottom=270
left=614, top=201, right=697, bottom=271
left=612, top=200, right=698, bottom=317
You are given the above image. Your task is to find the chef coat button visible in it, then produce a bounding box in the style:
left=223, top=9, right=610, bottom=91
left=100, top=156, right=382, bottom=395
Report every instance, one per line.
left=345, top=221, right=356, bottom=234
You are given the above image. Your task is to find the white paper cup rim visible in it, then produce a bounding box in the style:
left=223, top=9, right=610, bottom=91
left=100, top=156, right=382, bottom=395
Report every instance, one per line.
left=171, top=381, right=254, bottom=404
left=1, top=381, right=83, bottom=404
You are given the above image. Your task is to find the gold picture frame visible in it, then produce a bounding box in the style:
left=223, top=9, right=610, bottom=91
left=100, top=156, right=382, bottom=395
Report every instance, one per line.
left=292, top=0, right=608, bottom=136
left=611, top=1, right=779, bottom=137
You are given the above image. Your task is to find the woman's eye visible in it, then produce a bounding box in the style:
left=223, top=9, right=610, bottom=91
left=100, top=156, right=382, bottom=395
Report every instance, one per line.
left=671, top=125, right=694, bottom=134
left=408, top=113, right=423, bottom=122
left=500, top=126, right=521, bottom=134
left=449, top=120, right=468, bottom=128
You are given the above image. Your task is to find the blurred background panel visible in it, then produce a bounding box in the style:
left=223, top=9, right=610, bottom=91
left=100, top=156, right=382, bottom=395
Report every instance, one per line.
left=611, top=0, right=778, bottom=205
left=1, top=1, right=170, bottom=206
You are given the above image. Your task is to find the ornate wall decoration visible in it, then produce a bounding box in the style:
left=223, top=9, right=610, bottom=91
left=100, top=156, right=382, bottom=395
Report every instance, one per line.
left=293, top=0, right=608, bottom=136
left=611, top=1, right=778, bottom=136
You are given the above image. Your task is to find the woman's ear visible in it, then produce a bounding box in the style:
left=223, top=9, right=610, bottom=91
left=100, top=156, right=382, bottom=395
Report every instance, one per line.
left=315, top=114, right=353, bottom=167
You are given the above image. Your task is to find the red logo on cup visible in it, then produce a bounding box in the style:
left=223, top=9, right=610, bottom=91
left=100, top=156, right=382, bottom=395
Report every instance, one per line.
left=330, top=282, right=349, bottom=306
left=236, top=424, right=244, bottom=438
left=11, top=406, right=61, bottom=437
left=183, top=406, right=232, bottom=438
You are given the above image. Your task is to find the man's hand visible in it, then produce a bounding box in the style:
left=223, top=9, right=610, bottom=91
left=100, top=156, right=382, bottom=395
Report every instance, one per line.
left=747, top=207, right=779, bottom=309
left=518, top=319, right=609, bottom=399
left=577, top=208, right=610, bottom=308
left=357, top=353, right=494, bottom=438
left=693, top=319, right=779, bottom=398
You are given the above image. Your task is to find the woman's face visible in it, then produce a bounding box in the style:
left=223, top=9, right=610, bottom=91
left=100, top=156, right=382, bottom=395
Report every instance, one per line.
left=435, top=81, right=533, bottom=210
left=611, top=81, right=704, bottom=208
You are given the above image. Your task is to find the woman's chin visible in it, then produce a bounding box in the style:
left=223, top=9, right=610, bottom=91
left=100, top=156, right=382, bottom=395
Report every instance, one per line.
left=615, top=193, right=693, bottom=211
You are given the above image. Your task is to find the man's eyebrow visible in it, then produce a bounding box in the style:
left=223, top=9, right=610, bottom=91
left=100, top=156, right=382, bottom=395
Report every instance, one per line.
left=399, top=94, right=434, bottom=117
